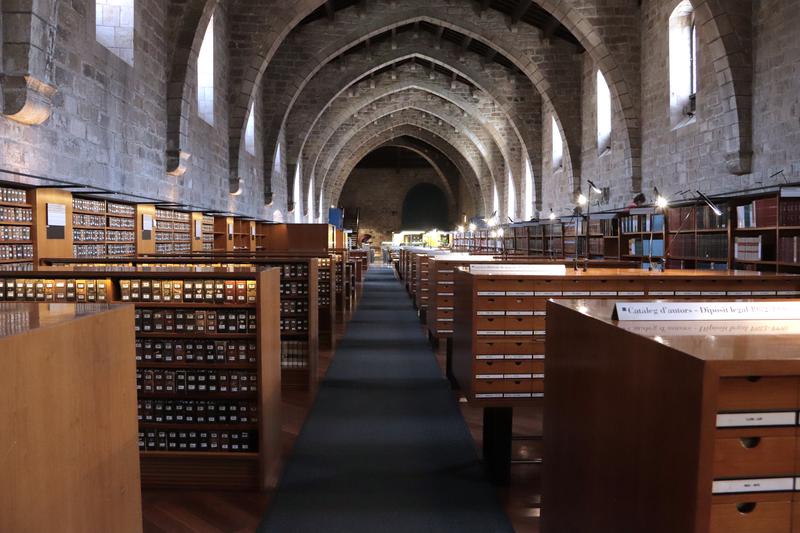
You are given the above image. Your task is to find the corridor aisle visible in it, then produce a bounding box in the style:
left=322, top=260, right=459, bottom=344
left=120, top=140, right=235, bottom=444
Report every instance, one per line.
left=259, top=266, right=514, bottom=532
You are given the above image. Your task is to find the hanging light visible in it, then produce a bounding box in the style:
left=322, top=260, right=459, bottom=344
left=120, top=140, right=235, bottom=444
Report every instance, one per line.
left=468, top=223, right=477, bottom=232
left=549, top=209, right=556, bottom=220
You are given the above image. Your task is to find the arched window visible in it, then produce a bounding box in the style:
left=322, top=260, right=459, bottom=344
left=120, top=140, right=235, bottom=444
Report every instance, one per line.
left=551, top=115, right=563, bottom=170
left=492, top=184, right=500, bottom=221
left=244, top=101, right=256, bottom=155
left=524, top=157, right=534, bottom=220
left=197, top=15, right=214, bottom=125
left=506, top=170, right=516, bottom=221
left=669, top=1, right=698, bottom=125
left=596, top=70, right=612, bottom=153
left=307, top=176, right=315, bottom=223
left=292, top=165, right=302, bottom=223
left=96, top=0, right=134, bottom=65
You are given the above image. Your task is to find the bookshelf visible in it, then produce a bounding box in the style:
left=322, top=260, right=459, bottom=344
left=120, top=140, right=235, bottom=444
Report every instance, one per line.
left=201, top=215, right=215, bottom=252
left=317, top=256, right=335, bottom=350
left=0, top=267, right=283, bottom=490
left=214, top=216, right=235, bottom=252
left=232, top=219, right=257, bottom=252
left=619, top=208, right=666, bottom=268
left=72, top=195, right=136, bottom=258
left=0, top=184, right=34, bottom=270
left=154, top=208, right=192, bottom=254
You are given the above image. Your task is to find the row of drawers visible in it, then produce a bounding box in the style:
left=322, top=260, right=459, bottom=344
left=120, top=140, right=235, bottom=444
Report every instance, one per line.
left=470, top=277, right=799, bottom=294
left=711, top=376, right=800, bottom=532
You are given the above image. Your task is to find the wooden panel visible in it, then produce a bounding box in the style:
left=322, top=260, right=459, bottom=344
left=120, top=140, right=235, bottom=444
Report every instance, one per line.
left=256, top=269, right=282, bottom=488
left=191, top=212, right=205, bottom=253
left=136, top=204, right=156, bottom=255
left=0, top=303, right=142, bottom=533
left=713, top=429, right=796, bottom=478
left=32, top=188, right=73, bottom=262
left=717, top=377, right=800, bottom=411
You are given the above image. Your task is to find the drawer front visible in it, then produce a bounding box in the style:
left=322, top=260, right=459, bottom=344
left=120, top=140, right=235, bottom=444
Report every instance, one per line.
left=475, top=360, right=543, bottom=375
left=476, top=339, right=544, bottom=355
left=710, top=500, right=791, bottom=533
left=475, top=316, right=507, bottom=331
left=437, top=296, right=454, bottom=307
left=437, top=309, right=454, bottom=320
left=476, top=278, right=533, bottom=292
left=474, top=378, right=534, bottom=393
left=505, top=315, right=546, bottom=331
left=713, top=433, right=796, bottom=478
left=718, top=377, right=800, bottom=411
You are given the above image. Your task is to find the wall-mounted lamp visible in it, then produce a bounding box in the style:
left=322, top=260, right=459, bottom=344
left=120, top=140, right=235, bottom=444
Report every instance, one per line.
left=457, top=225, right=465, bottom=233
left=577, top=193, right=588, bottom=206
left=697, top=190, right=723, bottom=216
left=468, top=223, right=477, bottom=232
left=548, top=209, right=556, bottom=221
left=654, top=186, right=669, bottom=209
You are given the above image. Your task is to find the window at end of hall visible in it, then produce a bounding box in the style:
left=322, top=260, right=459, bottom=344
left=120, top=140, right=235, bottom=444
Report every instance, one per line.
left=96, top=0, right=134, bottom=65
left=596, top=70, right=612, bottom=153
left=669, top=1, right=698, bottom=126
left=197, top=15, right=215, bottom=125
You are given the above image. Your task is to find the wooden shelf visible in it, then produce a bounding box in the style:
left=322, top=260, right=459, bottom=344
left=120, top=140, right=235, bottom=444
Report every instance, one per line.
left=0, top=201, right=32, bottom=208
left=140, top=451, right=259, bottom=460
left=136, top=362, right=257, bottom=370
left=137, top=332, right=256, bottom=339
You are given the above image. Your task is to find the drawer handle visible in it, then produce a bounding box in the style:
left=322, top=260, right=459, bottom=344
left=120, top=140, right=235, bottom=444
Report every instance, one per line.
left=486, top=362, right=493, bottom=366
left=514, top=361, right=522, bottom=366
left=736, top=502, right=756, bottom=514
left=746, top=376, right=762, bottom=383
left=739, top=437, right=761, bottom=449
left=515, top=299, right=523, bottom=303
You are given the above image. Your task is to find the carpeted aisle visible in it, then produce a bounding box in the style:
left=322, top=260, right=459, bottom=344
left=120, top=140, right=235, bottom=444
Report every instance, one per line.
left=258, top=266, right=514, bottom=533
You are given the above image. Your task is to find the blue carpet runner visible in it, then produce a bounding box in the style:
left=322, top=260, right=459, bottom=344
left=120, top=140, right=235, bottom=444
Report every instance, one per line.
left=258, top=266, right=514, bottom=532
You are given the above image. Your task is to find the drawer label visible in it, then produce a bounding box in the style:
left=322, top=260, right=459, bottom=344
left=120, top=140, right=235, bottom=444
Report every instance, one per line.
left=505, top=373, right=533, bottom=379
left=507, top=291, right=535, bottom=296
left=438, top=281, right=454, bottom=285
left=712, top=477, right=795, bottom=495
left=504, top=393, right=533, bottom=398
left=618, top=291, right=645, bottom=296
left=478, top=330, right=505, bottom=336
left=476, top=374, right=504, bottom=379
left=727, top=291, right=752, bottom=296
left=507, top=330, right=533, bottom=336
left=476, top=355, right=505, bottom=360
left=753, top=290, right=777, bottom=296
left=716, top=412, right=797, bottom=428
left=534, top=311, right=547, bottom=316
left=440, top=306, right=454, bottom=310
left=701, top=291, right=726, bottom=296
left=675, top=291, right=701, bottom=296
left=440, top=270, right=454, bottom=273
left=506, top=355, right=535, bottom=360
left=477, top=311, right=504, bottom=316
left=563, top=291, right=590, bottom=296
left=648, top=291, right=674, bottom=296
left=536, top=291, right=562, bottom=296
left=478, top=291, right=506, bottom=296
left=507, top=311, right=534, bottom=316
left=591, top=291, right=617, bottom=296
left=438, top=329, right=453, bottom=334
left=778, top=291, right=800, bottom=296
left=437, top=318, right=454, bottom=322
left=441, top=292, right=454, bottom=296
left=476, top=393, right=503, bottom=399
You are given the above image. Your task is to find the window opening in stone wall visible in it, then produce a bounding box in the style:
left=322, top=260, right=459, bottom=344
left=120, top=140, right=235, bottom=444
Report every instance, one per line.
left=507, top=169, right=516, bottom=221
left=669, top=1, right=697, bottom=126
left=293, top=165, right=302, bottom=223
left=552, top=115, right=563, bottom=169
left=245, top=101, right=256, bottom=155
left=96, top=0, right=134, bottom=65
left=524, top=157, right=534, bottom=220
left=197, top=15, right=215, bottom=125
left=596, top=70, right=612, bottom=153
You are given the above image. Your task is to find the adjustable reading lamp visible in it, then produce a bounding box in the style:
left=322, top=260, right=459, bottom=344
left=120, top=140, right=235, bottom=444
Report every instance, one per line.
left=647, top=186, right=670, bottom=271
left=661, top=190, right=722, bottom=271
left=574, top=192, right=587, bottom=271
left=584, top=180, right=603, bottom=271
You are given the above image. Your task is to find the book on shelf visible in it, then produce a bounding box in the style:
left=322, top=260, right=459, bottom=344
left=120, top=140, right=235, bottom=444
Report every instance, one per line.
left=737, top=197, right=778, bottom=228
left=734, top=235, right=762, bottom=261
left=780, top=198, right=800, bottom=226
left=779, top=236, right=800, bottom=264
left=697, top=234, right=728, bottom=261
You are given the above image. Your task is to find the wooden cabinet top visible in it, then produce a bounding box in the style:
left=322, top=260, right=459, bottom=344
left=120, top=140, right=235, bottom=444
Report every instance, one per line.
left=30, top=265, right=272, bottom=278
left=550, top=299, right=800, bottom=374
left=0, top=302, right=124, bottom=339
left=460, top=267, right=800, bottom=279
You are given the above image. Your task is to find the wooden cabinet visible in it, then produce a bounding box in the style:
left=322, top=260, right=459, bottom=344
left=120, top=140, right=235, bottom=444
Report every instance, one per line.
left=543, top=299, right=800, bottom=533
left=0, top=302, right=142, bottom=532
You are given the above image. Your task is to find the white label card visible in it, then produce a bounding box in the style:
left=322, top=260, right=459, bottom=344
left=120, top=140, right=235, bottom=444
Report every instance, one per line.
left=712, top=477, right=795, bottom=495
left=46, top=203, right=66, bottom=226
left=613, top=301, right=800, bottom=321
left=716, top=412, right=797, bottom=428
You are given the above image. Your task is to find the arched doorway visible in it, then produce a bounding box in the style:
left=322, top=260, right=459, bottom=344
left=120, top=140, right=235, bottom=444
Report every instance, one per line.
left=401, top=183, right=449, bottom=230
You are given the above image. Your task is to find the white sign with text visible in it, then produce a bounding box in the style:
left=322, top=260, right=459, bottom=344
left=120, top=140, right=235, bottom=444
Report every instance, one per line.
left=613, top=301, right=800, bottom=321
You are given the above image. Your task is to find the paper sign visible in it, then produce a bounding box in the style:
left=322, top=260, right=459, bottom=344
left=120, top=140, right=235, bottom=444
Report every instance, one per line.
left=46, top=203, right=66, bottom=239
left=227, top=222, right=234, bottom=240
left=613, top=301, right=800, bottom=321
left=142, top=214, right=153, bottom=231
left=195, top=220, right=202, bottom=240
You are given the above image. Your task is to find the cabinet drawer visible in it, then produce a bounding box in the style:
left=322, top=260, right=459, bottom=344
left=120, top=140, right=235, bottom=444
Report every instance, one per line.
left=505, top=315, right=546, bottom=331
left=474, top=378, right=533, bottom=393
left=475, top=316, right=507, bottom=330
left=718, top=377, right=800, bottom=411
left=476, top=278, right=533, bottom=292
left=476, top=339, right=544, bottom=355
left=436, top=296, right=454, bottom=307
left=713, top=430, right=796, bottom=478
left=475, top=360, right=543, bottom=375
left=710, top=500, right=791, bottom=533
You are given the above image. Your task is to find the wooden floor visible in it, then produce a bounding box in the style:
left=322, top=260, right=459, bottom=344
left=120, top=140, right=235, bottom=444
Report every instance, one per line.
left=142, top=276, right=540, bottom=533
